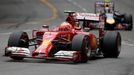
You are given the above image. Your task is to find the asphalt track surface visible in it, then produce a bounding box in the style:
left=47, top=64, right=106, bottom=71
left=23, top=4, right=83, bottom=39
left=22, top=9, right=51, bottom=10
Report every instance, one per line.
left=0, top=0, right=134, bottom=75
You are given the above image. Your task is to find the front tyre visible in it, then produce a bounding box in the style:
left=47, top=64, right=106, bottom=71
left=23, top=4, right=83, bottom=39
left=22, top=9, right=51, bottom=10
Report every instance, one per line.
left=72, top=34, right=91, bottom=63
left=7, top=31, right=29, bottom=60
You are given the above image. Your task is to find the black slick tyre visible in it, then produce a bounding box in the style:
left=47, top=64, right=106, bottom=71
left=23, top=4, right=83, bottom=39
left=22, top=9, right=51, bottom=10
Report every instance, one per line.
left=72, top=34, right=91, bottom=63
left=7, top=31, right=29, bottom=60
left=125, top=14, right=133, bottom=31
left=102, top=31, right=121, bottom=58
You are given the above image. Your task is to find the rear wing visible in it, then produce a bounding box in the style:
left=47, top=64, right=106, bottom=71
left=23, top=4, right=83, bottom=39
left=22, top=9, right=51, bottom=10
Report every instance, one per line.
left=75, top=13, right=100, bottom=30
left=75, top=12, right=100, bottom=22
left=95, top=1, right=114, bottom=13
left=95, top=1, right=114, bottom=7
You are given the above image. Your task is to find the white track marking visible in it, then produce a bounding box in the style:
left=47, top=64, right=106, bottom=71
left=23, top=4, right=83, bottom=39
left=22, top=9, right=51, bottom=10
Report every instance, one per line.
left=122, top=41, right=134, bottom=47
left=0, top=29, right=31, bottom=35
left=0, top=32, right=11, bottom=35
left=125, top=39, right=134, bottom=43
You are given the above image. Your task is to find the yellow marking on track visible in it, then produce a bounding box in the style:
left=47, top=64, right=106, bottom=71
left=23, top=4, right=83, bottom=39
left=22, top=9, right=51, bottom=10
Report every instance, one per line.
left=41, top=0, right=58, bottom=21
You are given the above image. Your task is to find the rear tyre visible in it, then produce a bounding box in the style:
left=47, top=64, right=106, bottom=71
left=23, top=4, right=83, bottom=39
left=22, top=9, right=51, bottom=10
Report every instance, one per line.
left=102, top=31, right=121, bottom=58
left=7, top=31, right=29, bottom=60
left=72, top=34, right=91, bottom=63
left=124, top=14, right=133, bottom=31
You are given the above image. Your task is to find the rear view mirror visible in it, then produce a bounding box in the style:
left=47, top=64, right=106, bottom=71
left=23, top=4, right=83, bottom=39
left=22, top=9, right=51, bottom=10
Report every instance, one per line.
left=42, top=25, right=49, bottom=30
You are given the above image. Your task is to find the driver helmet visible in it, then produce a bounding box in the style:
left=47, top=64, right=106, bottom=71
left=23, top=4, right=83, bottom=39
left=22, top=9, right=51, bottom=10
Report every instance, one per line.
left=59, top=22, right=72, bottom=31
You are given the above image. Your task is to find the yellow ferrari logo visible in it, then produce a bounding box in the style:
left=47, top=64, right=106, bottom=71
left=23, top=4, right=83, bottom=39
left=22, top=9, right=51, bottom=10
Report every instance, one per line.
left=42, top=40, right=50, bottom=45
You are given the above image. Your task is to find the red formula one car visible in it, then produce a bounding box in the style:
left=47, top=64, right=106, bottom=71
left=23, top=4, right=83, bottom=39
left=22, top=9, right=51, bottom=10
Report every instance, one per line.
left=4, top=11, right=121, bottom=63
left=95, top=1, right=133, bottom=30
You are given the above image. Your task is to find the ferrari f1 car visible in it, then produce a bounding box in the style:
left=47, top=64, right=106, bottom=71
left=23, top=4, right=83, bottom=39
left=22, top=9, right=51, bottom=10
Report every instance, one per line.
left=4, top=11, right=121, bottom=63
left=95, top=1, right=133, bottom=30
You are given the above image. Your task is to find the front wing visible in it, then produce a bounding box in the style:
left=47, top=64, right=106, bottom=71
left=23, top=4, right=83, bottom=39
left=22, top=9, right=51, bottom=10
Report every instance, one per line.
left=5, top=47, right=81, bottom=61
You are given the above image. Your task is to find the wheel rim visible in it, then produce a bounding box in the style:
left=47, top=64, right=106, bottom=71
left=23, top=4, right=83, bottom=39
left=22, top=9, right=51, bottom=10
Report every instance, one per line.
left=19, top=33, right=29, bottom=47
left=84, top=37, right=91, bottom=57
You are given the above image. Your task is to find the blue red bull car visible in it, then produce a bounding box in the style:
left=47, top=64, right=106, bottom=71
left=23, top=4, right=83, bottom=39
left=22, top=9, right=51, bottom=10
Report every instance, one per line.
left=95, top=1, right=133, bottom=30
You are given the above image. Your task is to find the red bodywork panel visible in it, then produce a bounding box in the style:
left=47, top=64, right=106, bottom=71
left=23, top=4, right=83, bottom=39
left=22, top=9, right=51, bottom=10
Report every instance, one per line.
left=32, top=27, right=98, bottom=58
left=33, top=32, right=57, bottom=57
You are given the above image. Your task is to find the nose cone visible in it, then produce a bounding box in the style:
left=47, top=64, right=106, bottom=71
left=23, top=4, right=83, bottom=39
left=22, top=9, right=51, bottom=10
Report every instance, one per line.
left=32, top=40, right=53, bottom=57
